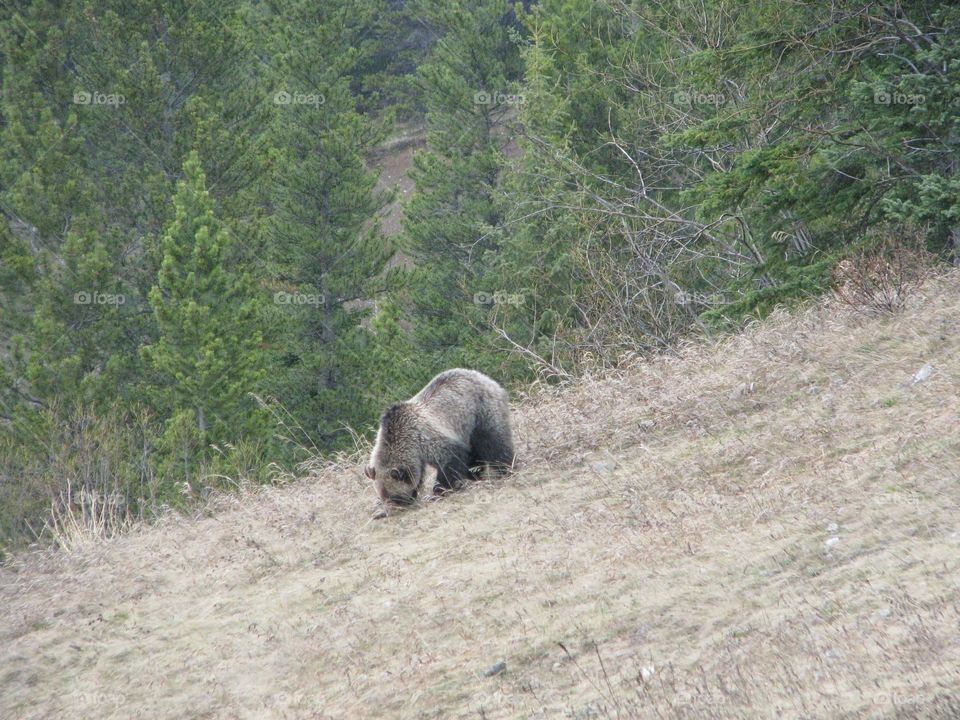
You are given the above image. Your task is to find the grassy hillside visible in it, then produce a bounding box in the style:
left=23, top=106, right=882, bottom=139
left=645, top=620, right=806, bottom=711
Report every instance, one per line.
left=3, top=274, right=960, bottom=719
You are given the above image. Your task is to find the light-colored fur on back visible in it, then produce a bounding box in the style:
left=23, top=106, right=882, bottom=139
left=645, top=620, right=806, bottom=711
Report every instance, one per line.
left=367, top=369, right=514, bottom=505
left=411, top=368, right=507, bottom=439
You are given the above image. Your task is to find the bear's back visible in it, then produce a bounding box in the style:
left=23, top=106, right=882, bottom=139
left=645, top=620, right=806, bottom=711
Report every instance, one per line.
left=412, top=369, right=507, bottom=440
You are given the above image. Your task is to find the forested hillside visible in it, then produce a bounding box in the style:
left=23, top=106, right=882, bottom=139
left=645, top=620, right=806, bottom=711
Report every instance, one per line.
left=2, top=0, right=958, bottom=553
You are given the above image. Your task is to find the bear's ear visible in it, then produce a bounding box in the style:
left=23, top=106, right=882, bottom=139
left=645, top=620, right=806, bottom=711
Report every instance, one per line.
left=364, top=466, right=375, bottom=480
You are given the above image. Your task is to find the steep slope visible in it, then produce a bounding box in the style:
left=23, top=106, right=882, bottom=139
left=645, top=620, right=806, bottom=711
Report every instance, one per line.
left=2, top=274, right=960, bottom=719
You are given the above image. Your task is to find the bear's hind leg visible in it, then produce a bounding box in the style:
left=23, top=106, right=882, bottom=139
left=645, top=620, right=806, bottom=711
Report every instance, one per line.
left=469, top=427, right=515, bottom=476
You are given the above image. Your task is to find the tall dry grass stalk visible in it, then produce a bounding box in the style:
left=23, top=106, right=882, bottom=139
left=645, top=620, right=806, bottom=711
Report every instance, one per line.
left=45, top=477, right=134, bottom=552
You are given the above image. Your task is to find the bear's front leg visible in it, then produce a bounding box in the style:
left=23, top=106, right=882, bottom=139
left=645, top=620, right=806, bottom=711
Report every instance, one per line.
left=433, top=447, right=472, bottom=494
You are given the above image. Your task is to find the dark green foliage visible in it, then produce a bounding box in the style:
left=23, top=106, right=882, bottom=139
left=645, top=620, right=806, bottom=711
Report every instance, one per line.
left=396, top=0, right=526, bottom=373
left=141, top=152, right=268, bottom=464
left=261, top=0, right=394, bottom=449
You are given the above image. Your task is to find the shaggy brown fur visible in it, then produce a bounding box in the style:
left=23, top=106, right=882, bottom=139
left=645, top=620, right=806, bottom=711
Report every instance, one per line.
left=365, top=369, right=515, bottom=506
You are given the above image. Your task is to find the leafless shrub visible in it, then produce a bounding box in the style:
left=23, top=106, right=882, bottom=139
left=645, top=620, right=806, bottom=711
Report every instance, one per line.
left=570, top=221, right=714, bottom=361
left=833, top=227, right=938, bottom=315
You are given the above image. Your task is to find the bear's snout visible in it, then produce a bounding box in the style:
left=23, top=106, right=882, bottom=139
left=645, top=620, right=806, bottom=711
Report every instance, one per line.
left=382, top=485, right=418, bottom=506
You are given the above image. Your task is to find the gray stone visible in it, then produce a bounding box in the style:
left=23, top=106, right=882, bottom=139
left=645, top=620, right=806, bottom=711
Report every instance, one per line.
left=484, top=660, right=507, bottom=677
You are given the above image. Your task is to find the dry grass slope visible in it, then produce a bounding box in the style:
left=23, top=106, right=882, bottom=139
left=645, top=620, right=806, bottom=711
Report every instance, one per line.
left=3, top=274, right=960, bottom=719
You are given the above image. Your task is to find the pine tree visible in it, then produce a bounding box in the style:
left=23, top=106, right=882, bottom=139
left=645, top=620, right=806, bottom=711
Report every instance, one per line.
left=0, top=2, right=138, bottom=433
left=0, top=0, right=273, bottom=437
left=141, top=152, right=266, bottom=469
left=488, top=23, right=584, bottom=373
left=396, top=0, right=524, bottom=372
left=264, top=0, right=392, bottom=448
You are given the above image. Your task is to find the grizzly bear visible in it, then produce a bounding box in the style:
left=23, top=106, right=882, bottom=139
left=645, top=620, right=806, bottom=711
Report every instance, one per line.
left=365, top=369, right=515, bottom=506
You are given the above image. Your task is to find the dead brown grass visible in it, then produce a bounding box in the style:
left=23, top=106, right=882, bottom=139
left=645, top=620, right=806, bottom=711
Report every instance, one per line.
left=3, top=272, right=960, bottom=719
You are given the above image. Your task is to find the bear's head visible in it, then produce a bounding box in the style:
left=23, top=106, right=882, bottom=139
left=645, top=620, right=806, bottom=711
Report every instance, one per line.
left=365, top=403, right=424, bottom=506
left=364, top=462, right=422, bottom=505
